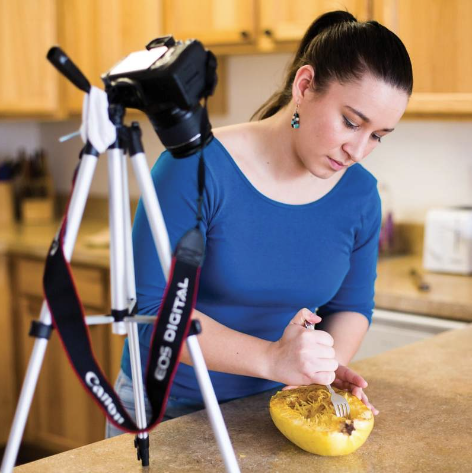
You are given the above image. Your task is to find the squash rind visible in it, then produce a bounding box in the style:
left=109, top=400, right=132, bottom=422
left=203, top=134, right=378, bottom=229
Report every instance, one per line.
left=270, top=385, right=374, bottom=456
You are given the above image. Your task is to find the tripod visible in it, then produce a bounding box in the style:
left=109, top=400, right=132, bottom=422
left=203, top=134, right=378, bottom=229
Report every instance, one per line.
left=1, top=109, right=240, bottom=473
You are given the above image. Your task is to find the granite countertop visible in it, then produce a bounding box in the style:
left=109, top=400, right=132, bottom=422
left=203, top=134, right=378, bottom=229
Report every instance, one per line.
left=15, top=325, right=472, bottom=472
left=376, top=254, right=472, bottom=322
left=1, top=222, right=472, bottom=321
left=0, top=221, right=109, bottom=268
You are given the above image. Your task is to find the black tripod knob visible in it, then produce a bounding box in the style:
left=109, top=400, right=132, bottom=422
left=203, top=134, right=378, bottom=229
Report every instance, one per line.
left=189, top=319, right=202, bottom=336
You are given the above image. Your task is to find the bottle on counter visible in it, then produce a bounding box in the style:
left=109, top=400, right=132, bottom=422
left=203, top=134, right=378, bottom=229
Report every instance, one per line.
left=378, top=182, right=396, bottom=255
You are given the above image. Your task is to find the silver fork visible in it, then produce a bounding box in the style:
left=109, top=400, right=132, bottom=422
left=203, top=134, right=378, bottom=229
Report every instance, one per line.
left=304, top=321, right=350, bottom=418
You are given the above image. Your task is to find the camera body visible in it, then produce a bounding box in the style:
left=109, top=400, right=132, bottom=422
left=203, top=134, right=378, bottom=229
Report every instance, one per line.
left=102, top=36, right=218, bottom=158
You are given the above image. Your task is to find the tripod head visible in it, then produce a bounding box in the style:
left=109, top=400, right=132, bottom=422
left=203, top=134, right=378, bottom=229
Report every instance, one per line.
left=47, top=36, right=218, bottom=158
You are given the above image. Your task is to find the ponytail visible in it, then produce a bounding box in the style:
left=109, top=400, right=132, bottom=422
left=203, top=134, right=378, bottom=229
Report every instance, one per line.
left=294, top=10, right=356, bottom=60
left=252, top=10, right=412, bottom=121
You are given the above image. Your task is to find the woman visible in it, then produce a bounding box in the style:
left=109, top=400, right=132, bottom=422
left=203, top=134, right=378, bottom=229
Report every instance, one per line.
left=107, top=10, right=412, bottom=437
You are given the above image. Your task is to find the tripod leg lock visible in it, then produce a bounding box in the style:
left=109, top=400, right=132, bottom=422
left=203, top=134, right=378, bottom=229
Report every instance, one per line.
left=29, top=321, right=54, bottom=340
left=111, top=308, right=129, bottom=323
left=134, top=435, right=150, bottom=467
left=189, top=319, right=202, bottom=336
left=129, top=122, right=144, bottom=155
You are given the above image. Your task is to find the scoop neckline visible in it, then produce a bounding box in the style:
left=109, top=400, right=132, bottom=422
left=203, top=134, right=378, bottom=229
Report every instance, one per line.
left=212, top=137, right=354, bottom=209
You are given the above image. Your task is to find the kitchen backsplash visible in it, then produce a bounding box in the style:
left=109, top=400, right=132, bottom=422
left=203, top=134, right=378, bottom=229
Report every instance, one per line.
left=0, top=122, right=41, bottom=155
left=2, top=54, right=472, bottom=223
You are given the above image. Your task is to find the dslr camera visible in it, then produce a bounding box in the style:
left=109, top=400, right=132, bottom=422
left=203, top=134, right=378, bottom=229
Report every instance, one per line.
left=102, top=36, right=218, bottom=158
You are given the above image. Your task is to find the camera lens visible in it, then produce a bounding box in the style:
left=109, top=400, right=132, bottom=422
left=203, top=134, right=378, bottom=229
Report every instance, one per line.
left=148, top=104, right=213, bottom=158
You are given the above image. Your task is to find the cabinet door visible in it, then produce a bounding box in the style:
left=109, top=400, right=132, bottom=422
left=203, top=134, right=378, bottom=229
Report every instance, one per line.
left=18, top=297, right=110, bottom=452
left=13, top=257, right=113, bottom=452
left=163, top=0, right=256, bottom=47
left=373, top=0, right=472, bottom=114
left=259, top=0, right=369, bottom=49
left=60, top=0, right=163, bottom=114
left=58, top=0, right=97, bottom=115
left=0, top=254, right=15, bottom=444
left=0, top=0, right=59, bottom=115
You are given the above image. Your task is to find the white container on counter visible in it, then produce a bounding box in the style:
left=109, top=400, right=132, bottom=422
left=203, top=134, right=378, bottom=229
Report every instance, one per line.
left=423, top=207, right=472, bottom=274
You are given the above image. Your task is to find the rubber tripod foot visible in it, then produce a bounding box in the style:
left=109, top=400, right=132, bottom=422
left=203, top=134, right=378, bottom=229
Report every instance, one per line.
left=134, top=435, right=150, bottom=466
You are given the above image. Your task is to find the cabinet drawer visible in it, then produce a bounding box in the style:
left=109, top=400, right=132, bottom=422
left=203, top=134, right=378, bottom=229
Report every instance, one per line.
left=19, top=297, right=108, bottom=449
left=15, top=258, right=106, bottom=309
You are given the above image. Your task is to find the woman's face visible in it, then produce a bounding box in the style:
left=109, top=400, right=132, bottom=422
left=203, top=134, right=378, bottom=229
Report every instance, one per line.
left=293, top=73, right=409, bottom=178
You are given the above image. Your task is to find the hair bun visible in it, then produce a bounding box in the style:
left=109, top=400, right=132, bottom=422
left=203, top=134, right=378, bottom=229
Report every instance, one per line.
left=296, top=11, right=357, bottom=58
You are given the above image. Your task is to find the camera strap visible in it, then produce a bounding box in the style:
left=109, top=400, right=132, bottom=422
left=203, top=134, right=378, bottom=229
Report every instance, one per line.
left=43, top=146, right=206, bottom=433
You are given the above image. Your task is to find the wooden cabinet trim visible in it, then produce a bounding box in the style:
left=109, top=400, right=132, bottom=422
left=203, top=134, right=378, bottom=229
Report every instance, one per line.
left=406, top=93, right=472, bottom=116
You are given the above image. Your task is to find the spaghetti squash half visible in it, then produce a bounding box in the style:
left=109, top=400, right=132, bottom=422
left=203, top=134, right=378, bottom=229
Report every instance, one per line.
left=270, top=385, right=374, bottom=456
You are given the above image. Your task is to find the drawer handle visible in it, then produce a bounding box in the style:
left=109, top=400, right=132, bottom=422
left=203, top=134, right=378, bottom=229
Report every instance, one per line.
left=240, top=30, right=251, bottom=41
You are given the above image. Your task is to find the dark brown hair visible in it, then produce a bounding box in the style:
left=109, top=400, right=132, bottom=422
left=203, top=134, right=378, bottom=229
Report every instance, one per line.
left=252, top=11, right=413, bottom=120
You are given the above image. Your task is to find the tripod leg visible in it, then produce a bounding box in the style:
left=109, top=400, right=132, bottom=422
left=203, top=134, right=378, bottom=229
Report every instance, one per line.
left=122, top=148, right=150, bottom=465
left=1, top=152, right=99, bottom=473
left=108, top=147, right=129, bottom=334
left=120, top=146, right=149, bottom=445
left=107, top=146, right=149, bottom=465
left=187, top=322, right=241, bottom=473
left=121, top=151, right=136, bottom=307
left=127, top=124, right=240, bottom=472
left=128, top=125, right=172, bottom=280
left=1, top=303, right=50, bottom=473
left=127, top=322, right=149, bottom=465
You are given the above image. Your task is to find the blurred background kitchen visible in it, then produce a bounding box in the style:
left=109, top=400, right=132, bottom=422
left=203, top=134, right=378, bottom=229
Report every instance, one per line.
left=1, top=0, right=472, bottom=467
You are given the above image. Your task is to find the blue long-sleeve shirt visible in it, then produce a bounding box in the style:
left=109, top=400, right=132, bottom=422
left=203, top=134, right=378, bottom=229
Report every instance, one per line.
left=121, top=137, right=381, bottom=401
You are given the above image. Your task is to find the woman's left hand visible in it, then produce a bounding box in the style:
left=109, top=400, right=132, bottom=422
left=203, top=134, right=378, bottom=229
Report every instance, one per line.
left=332, top=365, right=379, bottom=415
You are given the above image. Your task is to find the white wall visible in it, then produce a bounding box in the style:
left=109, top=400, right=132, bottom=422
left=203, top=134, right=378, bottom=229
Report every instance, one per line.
left=0, top=121, right=41, bottom=156
left=363, top=121, right=472, bottom=222
left=3, top=53, right=472, bottom=223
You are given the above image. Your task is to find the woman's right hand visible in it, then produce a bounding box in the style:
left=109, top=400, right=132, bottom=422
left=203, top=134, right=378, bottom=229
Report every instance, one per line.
left=265, top=308, right=338, bottom=386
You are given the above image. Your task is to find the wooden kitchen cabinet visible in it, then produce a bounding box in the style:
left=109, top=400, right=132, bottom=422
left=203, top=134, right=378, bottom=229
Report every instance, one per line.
left=17, top=297, right=109, bottom=451
left=258, top=0, right=369, bottom=51
left=59, top=0, right=163, bottom=114
left=163, top=0, right=369, bottom=54
left=59, top=0, right=227, bottom=116
left=373, top=0, right=472, bottom=115
left=0, top=0, right=163, bottom=116
left=5, top=0, right=472, bottom=118
left=0, top=254, right=15, bottom=444
left=11, top=256, right=125, bottom=453
left=0, top=0, right=60, bottom=116
left=163, top=0, right=257, bottom=51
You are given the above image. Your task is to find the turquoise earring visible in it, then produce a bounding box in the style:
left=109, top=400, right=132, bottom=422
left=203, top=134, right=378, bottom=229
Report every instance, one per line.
left=291, top=103, right=300, bottom=129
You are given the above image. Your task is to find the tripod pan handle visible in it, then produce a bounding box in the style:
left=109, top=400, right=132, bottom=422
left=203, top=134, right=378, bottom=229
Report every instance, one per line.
left=47, top=46, right=91, bottom=93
